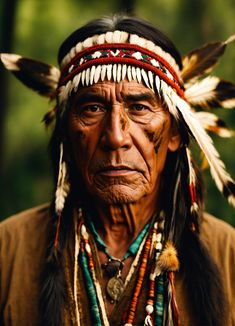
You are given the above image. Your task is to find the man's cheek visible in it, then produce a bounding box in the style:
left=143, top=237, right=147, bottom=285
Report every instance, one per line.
left=144, top=125, right=165, bottom=154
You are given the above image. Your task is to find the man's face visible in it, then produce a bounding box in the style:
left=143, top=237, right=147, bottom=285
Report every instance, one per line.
left=67, top=80, right=180, bottom=204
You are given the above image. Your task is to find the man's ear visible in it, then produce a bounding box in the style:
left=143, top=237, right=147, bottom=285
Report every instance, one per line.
left=168, top=121, right=181, bottom=152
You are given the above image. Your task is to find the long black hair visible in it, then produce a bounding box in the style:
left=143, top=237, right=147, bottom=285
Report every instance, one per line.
left=40, top=15, right=227, bottom=326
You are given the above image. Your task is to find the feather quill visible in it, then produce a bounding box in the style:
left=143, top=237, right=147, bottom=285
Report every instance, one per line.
left=185, top=76, right=235, bottom=109
left=0, top=53, right=60, bottom=97
left=181, top=35, right=235, bottom=82
left=196, top=111, right=234, bottom=137
left=172, top=93, right=235, bottom=206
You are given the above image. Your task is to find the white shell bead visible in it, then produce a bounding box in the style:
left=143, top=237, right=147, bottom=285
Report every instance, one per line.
left=146, top=304, right=154, bottom=314
left=81, top=224, right=87, bottom=236
left=85, top=243, right=91, bottom=254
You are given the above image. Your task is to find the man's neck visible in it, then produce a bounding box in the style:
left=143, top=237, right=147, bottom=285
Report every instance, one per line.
left=88, top=190, right=159, bottom=258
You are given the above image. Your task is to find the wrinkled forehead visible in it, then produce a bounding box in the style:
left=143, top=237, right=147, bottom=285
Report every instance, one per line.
left=71, top=79, right=160, bottom=104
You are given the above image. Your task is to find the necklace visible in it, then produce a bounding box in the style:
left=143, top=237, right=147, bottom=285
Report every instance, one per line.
left=76, top=208, right=180, bottom=326
left=86, top=216, right=150, bottom=302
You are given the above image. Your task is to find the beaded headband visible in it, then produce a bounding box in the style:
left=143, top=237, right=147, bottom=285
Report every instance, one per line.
left=57, top=32, right=184, bottom=106
left=1, top=30, right=235, bottom=212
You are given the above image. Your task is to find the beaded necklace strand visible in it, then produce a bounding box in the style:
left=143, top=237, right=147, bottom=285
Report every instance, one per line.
left=76, top=208, right=179, bottom=326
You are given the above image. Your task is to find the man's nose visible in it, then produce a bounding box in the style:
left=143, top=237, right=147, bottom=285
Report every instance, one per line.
left=100, top=105, right=132, bottom=151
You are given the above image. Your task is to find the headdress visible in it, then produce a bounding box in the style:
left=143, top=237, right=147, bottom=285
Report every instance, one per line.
left=1, top=30, right=235, bottom=213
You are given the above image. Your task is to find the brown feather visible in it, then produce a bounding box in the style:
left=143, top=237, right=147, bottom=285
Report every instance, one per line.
left=181, top=42, right=226, bottom=82
left=0, top=53, right=60, bottom=97
left=181, top=35, right=235, bottom=82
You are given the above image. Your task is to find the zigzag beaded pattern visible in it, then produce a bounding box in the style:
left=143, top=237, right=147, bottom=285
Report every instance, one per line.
left=58, top=45, right=185, bottom=104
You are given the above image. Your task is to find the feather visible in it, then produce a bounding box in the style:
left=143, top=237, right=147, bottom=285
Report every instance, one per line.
left=90, top=65, right=96, bottom=85
left=185, top=76, right=235, bottom=109
left=85, top=67, right=90, bottom=86
left=127, top=66, right=132, bottom=82
left=136, top=67, right=142, bottom=83
left=122, top=64, right=127, bottom=80
left=112, top=64, right=117, bottom=82
left=141, top=69, right=150, bottom=88
left=117, top=64, right=122, bottom=83
left=55, top=144, right=70, bottom=215
left=42, top=106, right=57, bottom=126
left=73, top=73, right=81, bottom=92
left=172, top=92, right=235, bottom=206
left=81, top=70, right=86, bottom=86
left=196, top=111, right=234, bottom=137
left=181, top=36, right=235, bottom=82
left=0, top=53, right=60, bottom=97
left=94, top=65, right=101, bottom=84
left=131, top=66, right=137, bottom=81
left=101, top=65, right=107, bottom=82
left=107, top=64, right=112, bottom=81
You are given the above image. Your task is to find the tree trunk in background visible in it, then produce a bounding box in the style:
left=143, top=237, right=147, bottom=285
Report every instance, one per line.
left=0, top=0, right=18, bottom=176
left=116, top=0, right=136, bottom=15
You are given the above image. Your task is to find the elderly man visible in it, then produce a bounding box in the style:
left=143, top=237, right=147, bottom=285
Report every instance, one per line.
left=1, top=15, right=235, bottom=326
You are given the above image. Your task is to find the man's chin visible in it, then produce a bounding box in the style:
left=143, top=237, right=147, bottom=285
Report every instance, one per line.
left=91, top=184, right=146, bottom=204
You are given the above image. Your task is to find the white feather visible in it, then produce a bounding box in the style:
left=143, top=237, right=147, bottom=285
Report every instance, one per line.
left=107, top=65, right=112, bottom=81
left=94, top=65, right=101, bottom=83
left=101, top=65, right=107, bottom=81
left=83, top=36, right=93, bottom=48
left=131, top=66, right=137, bottom=81
left=112, top=64, right=117, bottom=82
left=85, top=68, right=90, bottom=86
left=172, top=92, right=235, bottom=204
left=185, top=76, right=220, bottom=105
left=113, top=30, right=122, bottom=43
left=141, top=69, right=150, bottom=88
left=105, top=31, right=113, bottom=43
left=129, top=34, right=140, bottom=44
left=97, top=34, right=105, bottom=44
left=90, top=65, right=96, bottom=85
left=75, top=42, right=82, bottom=53
left=117, top=64, right=122, bottom=82
left=195, top=111, right=234, bottom=137
left=122, top=64, right=127, bottom=80
left=81, top=70, right=86, bottom=86
left=155, top=76, right=161, bottom=94
left=148, top=71, right=154, bottom=90
left=119, top=31, right=129, bottom=43
left=136, top=67, right=142, bottom=83
left=55, top=144, right=70, bottom=214
left=73, top=73, right=81, bottom=92
left=127, top=66, right=132, bottom=82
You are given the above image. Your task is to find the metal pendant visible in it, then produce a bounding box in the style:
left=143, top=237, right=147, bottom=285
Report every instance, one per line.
left=103, top=258, right=123, bottom=277
left=106, top=274, right=124, bottom=301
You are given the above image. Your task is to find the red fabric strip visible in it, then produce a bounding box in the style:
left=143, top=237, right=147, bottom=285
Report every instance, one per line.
left=59, top=57, right=185, bottom=98
left=61, top=43, right=180, bottom=85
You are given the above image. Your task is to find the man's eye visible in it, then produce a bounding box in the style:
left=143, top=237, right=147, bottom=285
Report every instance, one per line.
left=129, top=104, right=149, bottom=112
left=83, top=104, right=103, bottom=112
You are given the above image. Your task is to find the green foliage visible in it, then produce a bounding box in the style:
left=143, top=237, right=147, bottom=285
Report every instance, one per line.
left=1, top=0, right=234, bottom=225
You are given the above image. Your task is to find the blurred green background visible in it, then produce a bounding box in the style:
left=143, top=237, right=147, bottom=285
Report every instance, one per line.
left=0, top=0, right=234, bottom=225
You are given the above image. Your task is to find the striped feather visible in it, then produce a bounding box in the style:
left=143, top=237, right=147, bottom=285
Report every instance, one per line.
left=196, top=111, right=234, bottom=137
left=181, top=35, right=235, bottom=82
left=172, top=93, right=235, bottom=206
left=0, top=53, right=60, bottom=97
left=185, top=76, right=235, bottom=109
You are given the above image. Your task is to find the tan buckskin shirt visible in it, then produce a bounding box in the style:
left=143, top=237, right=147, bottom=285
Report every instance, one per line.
left=0, top=204, right=235, bottom=325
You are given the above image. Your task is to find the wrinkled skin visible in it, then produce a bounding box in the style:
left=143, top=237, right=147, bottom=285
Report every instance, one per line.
left=67, top=80, right=180, bottom=313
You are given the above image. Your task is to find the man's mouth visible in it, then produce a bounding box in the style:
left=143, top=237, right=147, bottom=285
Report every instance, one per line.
left=96, top=165, right=136, bottom=176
